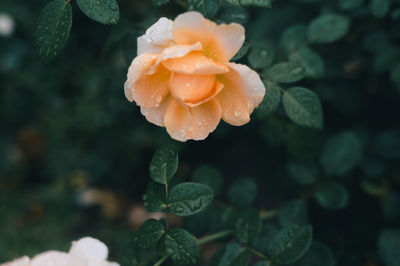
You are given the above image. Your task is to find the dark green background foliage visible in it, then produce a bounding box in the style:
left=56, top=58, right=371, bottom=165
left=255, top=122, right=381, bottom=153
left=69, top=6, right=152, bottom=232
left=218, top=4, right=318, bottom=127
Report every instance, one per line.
left=1, top=0, right=400, bottom=265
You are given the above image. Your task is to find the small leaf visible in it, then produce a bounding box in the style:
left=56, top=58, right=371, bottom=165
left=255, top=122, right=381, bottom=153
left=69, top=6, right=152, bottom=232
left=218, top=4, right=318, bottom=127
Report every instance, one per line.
left=239, top=0, right=272, bottom=7
left=315, top=181, right=349, bottom=210
left=264, top=62, right=305, bottom=83
left=256, top=81, right=281, bottom=118
left=282, top=87, right=323, bottom=129
left=292, top=241, right=336, bottom=266
left=337, top=0, right=364, bottom=10
left=307, top=14, right=350, bottom=44
left=267, top=224, right=313, bottom=265
left=76, top=0, right=119, bottom=24
left=143, top=181, right=167, bottom=212
left=287, top=160, right=319, bottom=185
left=232, top=42, right=250, bottom=61
left=289, top=48, right=325, bottom=78
left=218, top=1, right=248, bottom=24
left=378, top=228, right=400, bottom=266
left=152, top=0, right=170, bottom=6
left=374, top=130, right=400, bottom=160
left=252, top=223, right=278, bottom=254
left=370, top=0, right=390, bottom=18
left=168, top=182, right=214, bottom=216
left=320, top=131, right=362, bottom=176
left=35, top=0, right=72, bottom=60
left=227, top=178, right=257, bottom=207
left=149, top=142, right=179, bottom=184
left=134, top=219, right=164, bottom=249
left=165, top=228, right=199, bottom=264
left=192, top=164, right=223, bottom=194
left=235, top=208, right=261, bottom=244
left=188, top=0, right=219, bottom=18
left=278, top=199, right=308, bottom=227
left=248, top=43, right=275, bottom=69
left=280, top=24, right=307, bottom=52
left=210, top=244, right=250, bottom=266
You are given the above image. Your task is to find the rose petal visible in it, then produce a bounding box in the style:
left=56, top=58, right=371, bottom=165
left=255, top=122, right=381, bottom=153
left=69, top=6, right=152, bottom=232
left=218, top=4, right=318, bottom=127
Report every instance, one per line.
left=169, top=73, right=218, bottom=107
left=172, top=11, right=245, bottom=62
left=148, top=42, right=202, bottom=74
left=125, top=53, right=171, bottom=108
left=162, top=52, right=229, bottom=74
left=216, top=63, right=265, bottom=126
left=140, top=95, right=172, bottom=126
left=1, top=256, right=30, bottom=266
left=137, top=17, right=174, bottom=55
left=31, top=251, right=81, bottom=266
left=164, top=98, right=222, bottom=141
left=69, top=237, right=108, bottom=262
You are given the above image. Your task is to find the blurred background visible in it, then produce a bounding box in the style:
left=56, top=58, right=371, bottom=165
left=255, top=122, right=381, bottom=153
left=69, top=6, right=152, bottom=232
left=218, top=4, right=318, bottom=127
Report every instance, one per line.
left=1, top=0, right=400, bottom=265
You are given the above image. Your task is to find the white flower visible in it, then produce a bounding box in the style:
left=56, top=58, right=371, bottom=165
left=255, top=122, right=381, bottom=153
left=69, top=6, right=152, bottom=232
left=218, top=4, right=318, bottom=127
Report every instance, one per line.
left=1, top=237, right=119, bottom=266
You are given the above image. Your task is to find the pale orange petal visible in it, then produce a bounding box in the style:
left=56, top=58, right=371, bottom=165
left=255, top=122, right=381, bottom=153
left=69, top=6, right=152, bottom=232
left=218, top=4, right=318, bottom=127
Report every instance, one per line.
left=172, top=11, right=245, bottom=62
left=125, top=53, right=171, bottom=108
left=137, top=17, right=174, bottom=55
left=169, top=73, right=219, bottom=107
left=216, top=63, right=265, bottom=126
left=164, top=99, right=222, bottom=141
left=140, top=95, right=172, bottom=127
left=162, top=52, right=229, bottom=74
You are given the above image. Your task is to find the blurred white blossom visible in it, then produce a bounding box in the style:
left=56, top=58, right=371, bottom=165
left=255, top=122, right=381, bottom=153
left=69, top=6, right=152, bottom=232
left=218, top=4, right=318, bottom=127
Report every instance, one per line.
left=0, top=13, right=15, bottom=37
left=1, top=237, right=119, bottom=266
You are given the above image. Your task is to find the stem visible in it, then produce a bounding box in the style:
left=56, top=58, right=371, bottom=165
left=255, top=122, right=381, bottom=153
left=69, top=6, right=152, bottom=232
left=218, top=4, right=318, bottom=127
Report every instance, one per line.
left=154, top=254, right=170, bottom=266
left=260, top=209, right=278, bottom=220
left=196, top=230, right=233, bottom=245
left=248, top=247, right=269, bottom=260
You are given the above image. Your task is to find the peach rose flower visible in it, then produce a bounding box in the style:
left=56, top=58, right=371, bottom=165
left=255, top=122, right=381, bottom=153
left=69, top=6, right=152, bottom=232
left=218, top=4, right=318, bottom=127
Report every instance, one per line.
left=1, top=237, right=119, bottom=266
left=124, top=11, right=265, bottom=142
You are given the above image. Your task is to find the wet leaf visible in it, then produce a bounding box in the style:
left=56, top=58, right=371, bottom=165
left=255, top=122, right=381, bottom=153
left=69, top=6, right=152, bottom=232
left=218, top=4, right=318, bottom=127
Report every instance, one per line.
left=264, top=62, right=305, bottom=83
left=192, top=164, right=223, bottom=194
left=134, top=219, right=165, bottom=249
left=76, top=0, right=119, bottom=24
left=257, top=81, right=281, bottom=118
left=315, top=181, right=349, bottom=210
left=149, top=142, right=179, bottom=184
left=307, top=14, right=350, bottom=44
left=235, top=208, right=261, bottom=244
left=210, top=243, right=250, bottom=266
left=165, top=228, right=199, bottom=264
left=227, top=178, right=257, bottom=207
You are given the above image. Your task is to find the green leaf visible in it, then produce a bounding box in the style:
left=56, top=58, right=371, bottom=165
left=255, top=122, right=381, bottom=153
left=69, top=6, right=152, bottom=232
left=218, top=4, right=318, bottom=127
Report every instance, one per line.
left=391, top=64, right=400, bottom=90
left=320, top=131, right=362, bottom=176
left=285, top=125, right=323, bottom=160
left=192, top=164, right=223, bottom=194
left=227, top=178, right=257, bottom=207
left=291, top=241, right=335, bottom=266
left=252, top=223, right=278, bottom=254
left=289, top=48, right=325, bottom=78
left=374, top=130, right=400, bottom=160
left=134, top=219, right=164, bottom=249
left=256, top=81, right=281, bottom=118
left=248, top=43, right=275, bottom=69
left=235, top=208, right=261, bottom=244
left=282, top=87, right=323, bottom=129
left=143, top=181, right=167, bottom=212
left=337, top=0, right=364, bottom=10
left=267, top=224, right=313, bottom=265
left=232, top=42, right=250, bottom=61
left=314, top=181, right=349, bottom=210
left=280, top=24, right=307, bottom=52
left=188, top=0, right=219, bottom=18
left=239, top=0, right=272, bottom=8
left=165, top=228, right=199, bottom=264
left=168, top=182, right=214, bottom=216
left=307, top=14, right=350, bottom=44
left=218, top=1, right=248, bottom=24
left=76, top=0, right=119, bottom=24
left=278, top=199, right=308, bottom=227
left=210, top=244, right=250, bottom=266
left=35, top=0, right=72, bottom=60
left=370, top=0, right=390, bottom=18
left=152, top=0, right=170, bottom=6
left=378, top=229, right=400, bottom=266
left=253, top=261, right=268, bottom=266
left=264, top=62, right=305, bottom=83
left=287, top=160, right=319, bottom=185
left=149, top=142, right=179, bottom=184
